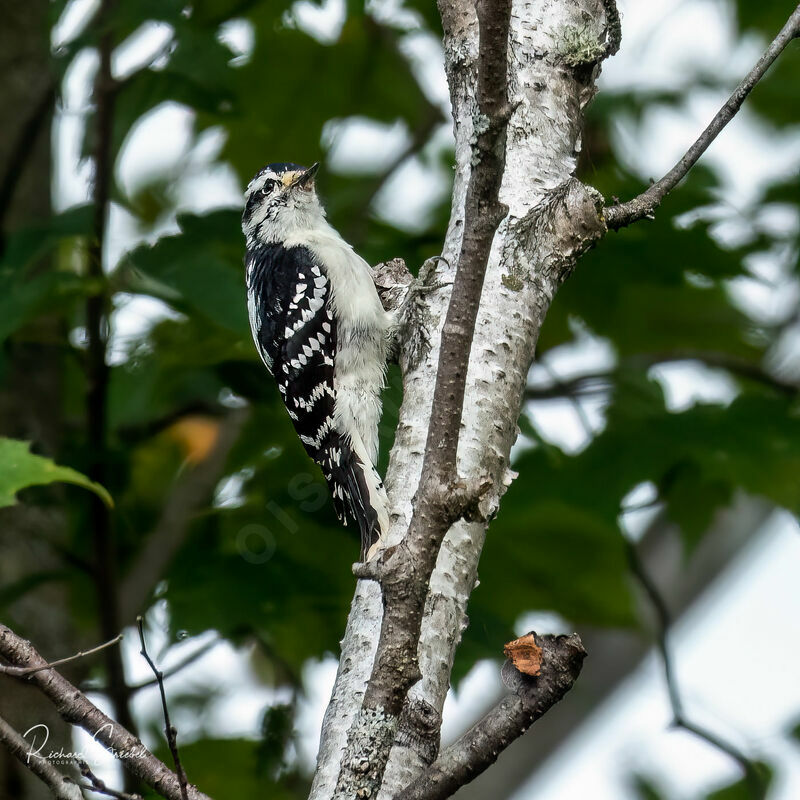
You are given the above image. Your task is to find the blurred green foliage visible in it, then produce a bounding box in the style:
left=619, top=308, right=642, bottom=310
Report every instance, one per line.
left=1, top=0, right=799, bottom=798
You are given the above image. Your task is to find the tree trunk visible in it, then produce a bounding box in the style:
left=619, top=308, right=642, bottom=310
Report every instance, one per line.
left=0, top=4, right=76, bottom=799
left=310, top=1, right=613, bottom=796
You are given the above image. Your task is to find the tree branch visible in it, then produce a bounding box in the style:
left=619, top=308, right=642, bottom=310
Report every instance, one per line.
left=77, top=760, right=143, bottom=800
left=0, top=714, right=82, bottom=800
left=0, top=80, right=55, bottom=250
left=0, top=633, right=122, bottom=677
left=331, top=2, right=513, bottom=796
left=0, top=625, right=213, bottom=800
left=523, top=350, right=799, bottom=402
left=623, top=538, right=766, bottom=795
left=312, top=2, right=609, bottom=794
left=83, top=0, right=141, bottom=756
left=604, top=5, right=800, bottom=230
left=113, top=637, right=220, bottom=696
left=137, top=618, right=189, bottom=800
left=399, top=634, right=586, bottom=800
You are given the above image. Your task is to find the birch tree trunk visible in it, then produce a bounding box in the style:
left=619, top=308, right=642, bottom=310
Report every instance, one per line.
left=310, top=0, right=614, bottom=796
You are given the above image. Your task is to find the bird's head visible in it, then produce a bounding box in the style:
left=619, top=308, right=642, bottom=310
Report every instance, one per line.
left=242, top=162, right=323, bottom=246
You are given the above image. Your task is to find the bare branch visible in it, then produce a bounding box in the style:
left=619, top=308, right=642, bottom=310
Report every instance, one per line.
left=119, top=408, right=247, bottom=621
left=0, top=80, right=55, bottom=248
left=83, top=637, right=220, bottom=697
left=128, top=637, right=220, bottom=695
left=136, top=618, right=189, bottom=800
left=400, top=634, right=586, bottom=800
left=624, top=538, right=766, bottom=795
left=0, top=714, right=83, bottom=800
left=0, top=624, right=212, bottom=800
left=77, top=759, right=143, bottom=800
left=83, top=0, right=140, bottom=752
left=604, top=5, right=800, bottom=230
left=523, top=350, right=799, bottom=402
left=0, top=633, right=123, bottom=678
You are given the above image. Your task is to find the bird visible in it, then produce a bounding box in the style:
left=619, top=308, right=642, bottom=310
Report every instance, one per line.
left=242, top=161, right=391, bottom=561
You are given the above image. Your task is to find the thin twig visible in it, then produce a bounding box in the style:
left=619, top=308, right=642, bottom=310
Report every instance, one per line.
left=523, top=350, right=799, bottom=402
left=0, top=80, right=55, bottom=250
left=605, top=5, right=800, bottom=230
left=0, top=634, right=122, bottom=678
left=86, top=637, right=220, bottom=696
left=624, top=537, right=766, bottom=796
left=136, top=617, right=189, bottom=800
left=77, top=759, right=143, bottom=800
left=0, top=714, right=82, bottom=800
left=0, top=624, right=211, bottom=800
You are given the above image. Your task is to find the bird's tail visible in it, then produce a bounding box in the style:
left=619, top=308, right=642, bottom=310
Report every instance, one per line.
left=320, top=429, right=389, bottom=560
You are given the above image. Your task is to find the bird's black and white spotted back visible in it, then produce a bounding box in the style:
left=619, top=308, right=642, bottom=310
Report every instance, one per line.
left=246, top=242, right=385, bottom=557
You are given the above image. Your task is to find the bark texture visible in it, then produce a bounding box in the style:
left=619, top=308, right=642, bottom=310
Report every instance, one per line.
left=311, top=1, right=612, bottom=797
left=332, top=1, right=514, bottom=794
left=400, top=633, right=587, bottom=800
left=0, top=626, right=211, bottom=800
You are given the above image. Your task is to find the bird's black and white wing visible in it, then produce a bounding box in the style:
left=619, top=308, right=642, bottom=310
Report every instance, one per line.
left=246, top=243, right=387, bottom=558
left=247, top=243, right=336, bottom=458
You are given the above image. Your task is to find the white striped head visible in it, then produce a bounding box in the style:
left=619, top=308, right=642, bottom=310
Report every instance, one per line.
left=242, top=162, right=325, bottom=246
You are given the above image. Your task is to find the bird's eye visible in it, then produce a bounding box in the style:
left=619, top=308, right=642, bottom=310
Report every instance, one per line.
left=261, top=179, right=278, bottom=195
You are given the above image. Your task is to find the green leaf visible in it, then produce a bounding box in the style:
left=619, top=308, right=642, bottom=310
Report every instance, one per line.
left=155, top=737, right=306, bottom=800
left=734, top=1, right=796, bottom=37
left=631, top=775, right=667, bottom=800
left=659, top=461, right=733, bottom=550
left=220, top=10, right=431, bottom=184
left=0, top=270, right=91, bottom=343
left=0, top=206, right=95, bottom=342
left=1, top=205, right=93, bottom=271
left=705, top=761, right=772, bottom=799
left=0, top=438, right=113, bottom=509
left=122, top=210, right=249, bottom=335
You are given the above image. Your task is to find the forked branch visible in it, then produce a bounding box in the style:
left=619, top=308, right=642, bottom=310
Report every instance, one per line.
left=400, top=634, right=586, bottom=800
left=624, top=539, right=766, bottom=795
left=0, top=624, right=211, bottom=800
left=605, top=5, right=800, bottom=230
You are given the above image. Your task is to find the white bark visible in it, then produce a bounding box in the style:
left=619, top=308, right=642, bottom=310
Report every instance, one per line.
left=310, top=1, right=611, bottom=797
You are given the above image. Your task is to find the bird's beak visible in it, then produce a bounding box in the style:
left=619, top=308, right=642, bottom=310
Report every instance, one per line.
left=290, top=162, right=319, bottom=190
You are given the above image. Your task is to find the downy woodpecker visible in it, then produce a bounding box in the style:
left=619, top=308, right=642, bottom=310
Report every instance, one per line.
left=242, top=162, right=390, bottom=560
